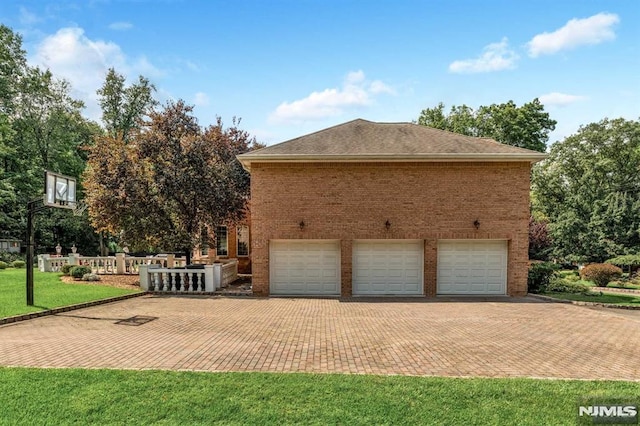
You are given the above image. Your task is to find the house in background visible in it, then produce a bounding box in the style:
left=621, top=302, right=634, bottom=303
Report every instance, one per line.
left=193, top=219, right=251, bottom=274
left=0, top=238, right=21, bottom=253
left=237, top=119, right=546, bottom=297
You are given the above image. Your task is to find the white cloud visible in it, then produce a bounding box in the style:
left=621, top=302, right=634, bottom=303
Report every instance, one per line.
left=30, top=27, right=163, bottom=121
left=193, top=92, right=210, bottom=107
left=369, top=80, right=396, bottom=95
left=527, top=13, right=619, bottom=57
left=108, top=21, right=133, bottom=31
left=449, top=38, right=518, bottom=73
left=19, top=7, right=41, bottom=26
left=269, top=70, right=394, bottom=123
left=185, top=60, right=201, bottom=72
left=538, top=92, right=588, bottom=106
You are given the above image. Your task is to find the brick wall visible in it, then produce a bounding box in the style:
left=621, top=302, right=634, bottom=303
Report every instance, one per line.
left=250, top=161, right=531, bottom=296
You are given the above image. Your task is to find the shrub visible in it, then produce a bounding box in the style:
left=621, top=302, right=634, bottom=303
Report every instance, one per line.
left=82, top=273, right=101, bottom=282
left=0, top=252, right=24, bottom=264
left=60, top=264, right=74, bottom=276
left=545, top=277, right=592, bottom=294
left=70, top=265, right=92, bottom=279
left=580, top=263, right=623, bottom=287
left=0, top=261, right=7, bottom=270
left=528, top=262, right=559, bottom=293
left=11, top=260, right=25, bottom=268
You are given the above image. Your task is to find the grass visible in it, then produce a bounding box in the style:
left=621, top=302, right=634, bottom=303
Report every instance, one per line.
left=0, top=268, right=140, bottom=318
left=0, top=368, right=638, bottom=425
left=542, top=291, right=640, bottom=306
left=607, top=281, right=640, bottom=290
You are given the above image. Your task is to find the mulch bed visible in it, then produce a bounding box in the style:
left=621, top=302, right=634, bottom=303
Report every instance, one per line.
left=60, top=274, right=141, bottom=290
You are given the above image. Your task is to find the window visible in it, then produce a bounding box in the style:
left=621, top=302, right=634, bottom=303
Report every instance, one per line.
left=216, top=226, right=228, bottom=256
left=237, top=225, right=249, bottom=257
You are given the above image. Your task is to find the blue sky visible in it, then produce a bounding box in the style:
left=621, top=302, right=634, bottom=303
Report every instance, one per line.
left=1, top=0, right=638, bottom=146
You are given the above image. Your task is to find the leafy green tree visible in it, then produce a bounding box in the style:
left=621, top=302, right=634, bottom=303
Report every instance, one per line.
left=0, top=24, right=100, bottom=252
left=0, top=25, right=26, bottom=238
left=84, top=100, right=261, bottom=262
left=97, top=68, right=156, bottom=142
left=533, top=118, right=640, bottom=262
left=417, top=99, right=556, bottom=152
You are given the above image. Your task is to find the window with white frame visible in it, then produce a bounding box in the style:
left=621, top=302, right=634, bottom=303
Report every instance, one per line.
left=216, top=225, right=228, bottom=256
left=237, top=225, right=249, bottom=257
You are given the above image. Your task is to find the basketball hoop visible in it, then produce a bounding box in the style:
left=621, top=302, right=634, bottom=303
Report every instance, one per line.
left=44, top=171, right=77, bottom=210
left=73, top=201, right=88, bottom=217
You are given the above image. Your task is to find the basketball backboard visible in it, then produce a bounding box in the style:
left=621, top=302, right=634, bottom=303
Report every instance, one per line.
left=44, top=171, right=76, bottom=209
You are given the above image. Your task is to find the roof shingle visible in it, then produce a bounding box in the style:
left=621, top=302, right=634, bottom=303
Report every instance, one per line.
left=238, top=119, right=546, bottom=169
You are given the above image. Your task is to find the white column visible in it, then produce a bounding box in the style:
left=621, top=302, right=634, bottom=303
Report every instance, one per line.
left=116, top=253, right=126, bottom=274
left=68, top=254, right=79, bottom=266
left=205, top=265, right=216, bottom=292
left=139, top=264, right=150, bottom=290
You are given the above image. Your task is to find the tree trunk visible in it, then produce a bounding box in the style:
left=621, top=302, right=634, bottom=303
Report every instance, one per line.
left=185, top=247, right=192, bottom=266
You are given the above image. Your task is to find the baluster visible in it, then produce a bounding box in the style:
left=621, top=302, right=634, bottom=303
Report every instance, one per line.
left=198, top=272, right=204, bottom=291
left=152, top=272, right=160, bottom=291
left=179, top=271, right=186, bottom=292
left=169, top=272, right=177, bottom=291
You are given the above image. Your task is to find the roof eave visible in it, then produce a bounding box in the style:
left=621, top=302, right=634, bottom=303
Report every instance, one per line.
left=236, top=153, right=548, bottom=171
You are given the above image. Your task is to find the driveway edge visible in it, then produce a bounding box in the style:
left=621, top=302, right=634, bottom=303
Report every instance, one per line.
left=0, top=292, right=148, bottom=326
left=528, top=293, right=640, bottom=310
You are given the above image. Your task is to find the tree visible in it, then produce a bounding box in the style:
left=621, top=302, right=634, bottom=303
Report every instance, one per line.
left=0, top=25, right=100, bottom=252
left=0, top=25, right=26, bottom=238
left=533, top=118, right=640, bottom=263
left=417, top=99, right=556, bottom=152
left=84, top=100, right=261, bottom=262
left=96, top=68, right=156, bottom=142
left=529, top=216, right=552, bottom=260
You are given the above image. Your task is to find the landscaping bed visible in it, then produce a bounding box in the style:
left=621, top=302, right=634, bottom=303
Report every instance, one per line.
left=60, top=274, right=140, bottom=290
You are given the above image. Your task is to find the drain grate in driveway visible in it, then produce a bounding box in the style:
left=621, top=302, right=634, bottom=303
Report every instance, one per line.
left=115, top=316, right=158, bottom=326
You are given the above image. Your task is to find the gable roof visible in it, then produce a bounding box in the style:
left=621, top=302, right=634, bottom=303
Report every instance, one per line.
left=238, top=119, right=547, bottom=170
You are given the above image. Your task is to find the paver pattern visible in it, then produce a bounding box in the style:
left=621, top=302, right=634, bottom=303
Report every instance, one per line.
left=1, top=295, right=639, bottom=380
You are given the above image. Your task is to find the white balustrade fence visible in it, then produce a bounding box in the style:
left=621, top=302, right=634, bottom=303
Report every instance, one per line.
left=78, top=256, right=117, bottom=274
left=38, top=253, right=187, bottom=275
left=37, top=256, right=69, bottom=272
left=139, top=260, right=238, bottom=293
left=38, top=254, right=238, bottom=293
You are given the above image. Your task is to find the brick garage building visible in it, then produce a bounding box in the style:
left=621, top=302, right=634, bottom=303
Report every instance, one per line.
left=237, top=119, right=546, bottom=297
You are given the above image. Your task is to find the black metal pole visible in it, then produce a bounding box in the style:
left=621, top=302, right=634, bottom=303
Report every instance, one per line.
left=26, top=201, right=35, bottom=306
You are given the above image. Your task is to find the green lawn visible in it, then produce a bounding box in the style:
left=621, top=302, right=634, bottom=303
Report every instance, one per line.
left=0, top=368, right=637, bottom=425
left=542, top=291, right=640, bottom=306
left=0, top=268, right=140, bottom=318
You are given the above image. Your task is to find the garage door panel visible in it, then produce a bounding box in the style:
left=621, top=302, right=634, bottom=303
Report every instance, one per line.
left=270, top=240, right=340, bottom=295
left=353, top=240, right=423, bottom=295
left=437, top=240, right=507, bottom=295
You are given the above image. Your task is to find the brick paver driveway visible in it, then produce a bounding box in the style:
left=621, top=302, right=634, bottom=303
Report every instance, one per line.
left=0, top=295, right=639, bottom=380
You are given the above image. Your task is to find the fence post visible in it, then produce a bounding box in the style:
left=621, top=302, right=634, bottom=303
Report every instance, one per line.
left=205, top=265, right=216, bottom=291
left=139, top=264, right=150, bottom=290
left=213, top=264, right=222, bottom=290
left=68, top=254, right=79, bottom=266
left=167, top=254, right=175, bottom=268
left=116, top=253, right=126, bottom=274
left=37, top=254, right=47, bottom=272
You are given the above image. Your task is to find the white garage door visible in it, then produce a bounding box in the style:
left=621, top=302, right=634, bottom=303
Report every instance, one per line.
left=270, top=240, right=340, bottom=295
left=437, top=240, right=507, bottom=295
left=353, top=240, right=423, bottom=295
